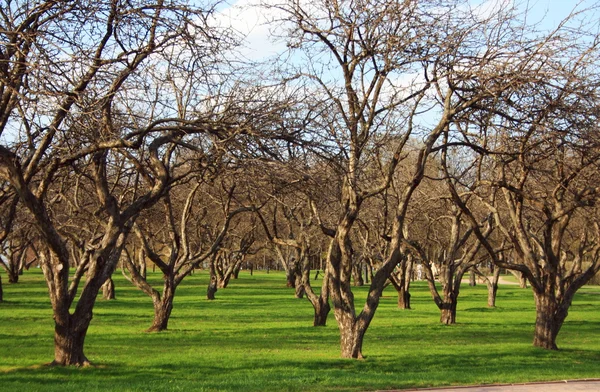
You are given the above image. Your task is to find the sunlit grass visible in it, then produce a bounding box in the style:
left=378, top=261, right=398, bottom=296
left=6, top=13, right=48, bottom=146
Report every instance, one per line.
left=0, top=270, right=599, bottom=391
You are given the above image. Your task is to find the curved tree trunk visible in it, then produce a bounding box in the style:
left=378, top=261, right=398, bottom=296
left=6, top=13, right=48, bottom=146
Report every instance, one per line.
left=304, top=265, right=330, bottom=326
left=312, top=297, right=330, bottom=326
left=148, top=280, right=175, bottom=332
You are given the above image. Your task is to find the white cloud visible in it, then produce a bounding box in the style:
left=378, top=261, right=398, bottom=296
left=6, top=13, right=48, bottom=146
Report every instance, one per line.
left=214, top=0, right=288, bottom=61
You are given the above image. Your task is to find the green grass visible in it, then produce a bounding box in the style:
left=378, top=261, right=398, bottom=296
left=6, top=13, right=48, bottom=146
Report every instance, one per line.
left=0, top=270, right=599, bottom=391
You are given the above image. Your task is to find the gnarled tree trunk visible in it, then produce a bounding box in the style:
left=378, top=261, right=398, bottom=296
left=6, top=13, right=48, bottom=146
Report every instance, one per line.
left=532, top=291, right=567, bottom=350
left=302, top=252, right=330, bottom=326
left=53, top=315, right=91, bottom=366
left=148, top=280, right=175, bottom=332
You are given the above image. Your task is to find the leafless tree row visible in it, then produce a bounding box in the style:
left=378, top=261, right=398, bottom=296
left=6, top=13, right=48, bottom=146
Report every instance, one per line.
left=1, top=0, right=599, bottom=365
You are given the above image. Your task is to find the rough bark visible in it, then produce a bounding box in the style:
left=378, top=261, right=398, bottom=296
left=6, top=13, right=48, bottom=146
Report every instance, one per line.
left=312, top=296, right=330, bottom=326
left=52, top=316, right=91, bottom=366
left=294, top=273, right=305, bottom=298
left=440, top=292, right=457, bottom=325
left=148, top=281, right=175, bottom=332
left=101, top=278, right=116, bottom=300
left=532, top=291, right=569, bottom=350
left=397, top=284, right=411, bottom=309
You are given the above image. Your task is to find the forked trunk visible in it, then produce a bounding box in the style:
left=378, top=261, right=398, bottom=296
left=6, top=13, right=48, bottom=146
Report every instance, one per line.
left=52, top=315, right=92, bottom=366
left=532, top=292, right=566, bottom=350
left=336, top=310, right=364, bottom=359
left=7, top=269, right=18, bottom=283
left=440, top=300, right=457, bottom=325
left=101, top=278, right=116, bottom=300
left=313, top=298, right=330, bottom=326
left=148, top=283, right=175, bottom=332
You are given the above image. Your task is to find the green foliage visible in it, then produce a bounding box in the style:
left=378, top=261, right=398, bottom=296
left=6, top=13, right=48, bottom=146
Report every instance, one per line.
left=0, top=271, right=599, bottom=391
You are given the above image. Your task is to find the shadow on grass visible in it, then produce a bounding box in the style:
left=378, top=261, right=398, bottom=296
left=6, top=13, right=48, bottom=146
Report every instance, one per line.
left=2, top=346, right=599, bottom=392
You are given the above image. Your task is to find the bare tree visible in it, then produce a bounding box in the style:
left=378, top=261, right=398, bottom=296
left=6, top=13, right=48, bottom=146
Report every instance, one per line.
left=0, top=0, right=238, bottom=365
left=269, top=0, right=535, bottom=358
left=444, top=11, right=600, bottom=349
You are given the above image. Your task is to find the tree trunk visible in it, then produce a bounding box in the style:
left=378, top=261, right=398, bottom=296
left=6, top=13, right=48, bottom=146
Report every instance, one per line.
left=285, top=268, right=295, bottom=288
left=294, top=278, right=305, bottom=298
left=440, top=299, right=457, bottom=325
left=101, top=278, right=116, bottom=300
left=7, top=270, right=18, bottom=283
left=313, top=297, right=330, bottom=326
left=148, top=282, right=175, bottom=332
left=486, top=268, right=501, bottom=307
left=0, top=275, right=3, bottom=302
left=52, top=315, right=92, bottom=366
left=397, top=284, right=411, bottom=309
left=352, top=261, right=364, bottom=286
left=532, top=292, right=566, bottom=350
left=487, top=281, right=498, bottom=308
left=469, top=271, right=476, bottom=286
left=207, top=258, right=218, bottom=300
left=207, top=278, right=217, bottom=300
left=336, top=310, right=364, bottom=359
left=439, top=281, right=459, bottom=325
left=519, top=273, right=528, bottom=288
left=302, top=251, right=330, bottom=326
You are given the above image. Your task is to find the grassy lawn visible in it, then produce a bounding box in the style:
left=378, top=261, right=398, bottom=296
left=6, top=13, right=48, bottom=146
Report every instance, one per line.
left=0, top=270, right=599, bottom=391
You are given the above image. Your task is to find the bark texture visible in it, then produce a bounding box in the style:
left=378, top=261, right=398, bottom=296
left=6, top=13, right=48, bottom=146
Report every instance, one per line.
left=148, top=282, right=175, bottom=332
left=102, top=278, right=116, bottom=300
